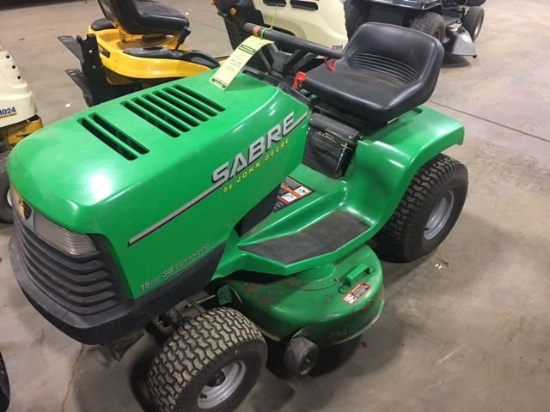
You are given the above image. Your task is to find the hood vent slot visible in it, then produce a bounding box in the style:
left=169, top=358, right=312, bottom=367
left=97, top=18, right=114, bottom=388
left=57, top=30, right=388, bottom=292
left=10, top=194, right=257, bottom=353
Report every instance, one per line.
left=80, top=114, right=149, bottom=160
left=171, top=84, right=225, bottom=115
left=122, top=84, right=225, bottom=138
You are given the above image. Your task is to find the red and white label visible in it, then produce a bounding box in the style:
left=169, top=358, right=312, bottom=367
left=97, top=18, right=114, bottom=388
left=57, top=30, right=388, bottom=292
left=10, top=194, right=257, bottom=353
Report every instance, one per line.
left=343, top=281, right=371, bottom=305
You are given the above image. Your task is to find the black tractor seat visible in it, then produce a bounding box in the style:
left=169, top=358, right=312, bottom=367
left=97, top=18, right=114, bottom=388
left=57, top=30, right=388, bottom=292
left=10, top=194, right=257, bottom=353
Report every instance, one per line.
left=303, top=23, right=444, bottom=123
left=97, top=0, right=189, bottom=35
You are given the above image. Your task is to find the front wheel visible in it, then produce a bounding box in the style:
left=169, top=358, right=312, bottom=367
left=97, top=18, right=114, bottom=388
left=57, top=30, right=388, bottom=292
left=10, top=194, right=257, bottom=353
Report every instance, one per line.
left=462, top=6, right=485, bottom=42
left=147, top=307, right=267, bottom=412
left=0, top=152, right=13, bottom=224
left=375, top=154, right=468, bottom=262
left=409, top=12, right=446, bottom=42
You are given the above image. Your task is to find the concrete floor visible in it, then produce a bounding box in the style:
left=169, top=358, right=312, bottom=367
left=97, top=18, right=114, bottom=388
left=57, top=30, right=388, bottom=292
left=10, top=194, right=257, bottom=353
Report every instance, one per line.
left=1, top=0, right=550, bottom=411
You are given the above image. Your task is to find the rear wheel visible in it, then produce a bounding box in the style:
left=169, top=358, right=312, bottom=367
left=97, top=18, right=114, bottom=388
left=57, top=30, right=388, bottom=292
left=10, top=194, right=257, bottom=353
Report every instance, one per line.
left=147, top=307, right=267, bottom=412
left=0, top=152, right=13, bottom=224
left=463, top=6, right=485, bottom=41
left=409, top=12, right=446, bottom=42
left=375, top=154, right=468, bottom=262
left=343, top=0, right=371, bottom=39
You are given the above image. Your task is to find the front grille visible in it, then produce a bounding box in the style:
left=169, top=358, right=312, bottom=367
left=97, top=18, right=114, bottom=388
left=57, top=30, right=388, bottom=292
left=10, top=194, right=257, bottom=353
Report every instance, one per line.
left=13, top=211, right=123, bottom=316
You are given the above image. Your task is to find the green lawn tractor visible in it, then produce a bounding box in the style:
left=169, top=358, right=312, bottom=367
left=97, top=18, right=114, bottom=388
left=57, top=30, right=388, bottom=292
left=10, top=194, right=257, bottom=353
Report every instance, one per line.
left=9, top=22, right=468, bottom=411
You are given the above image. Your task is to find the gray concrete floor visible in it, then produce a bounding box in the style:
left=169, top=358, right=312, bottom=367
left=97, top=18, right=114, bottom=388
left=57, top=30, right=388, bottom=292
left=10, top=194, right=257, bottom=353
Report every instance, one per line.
left=1, top=0, right=550, bottom=411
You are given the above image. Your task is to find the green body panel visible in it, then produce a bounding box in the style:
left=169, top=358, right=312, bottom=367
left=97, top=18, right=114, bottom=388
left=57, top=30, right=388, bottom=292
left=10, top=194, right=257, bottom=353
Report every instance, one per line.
left=215, top=106, right=464, bottom=276
left=8, top=71, right=309, bottom=298
left=225, top=246, right=384, bottom=346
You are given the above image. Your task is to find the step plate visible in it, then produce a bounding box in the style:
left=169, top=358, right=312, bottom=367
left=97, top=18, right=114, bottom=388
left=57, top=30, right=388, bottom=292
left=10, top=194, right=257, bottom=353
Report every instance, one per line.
left=242, top=211, right=369, bottom=265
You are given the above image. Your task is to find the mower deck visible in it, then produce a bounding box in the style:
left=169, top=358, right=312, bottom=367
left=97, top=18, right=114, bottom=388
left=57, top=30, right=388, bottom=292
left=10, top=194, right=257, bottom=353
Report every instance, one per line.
left=225, top=245, right=384, bottom=346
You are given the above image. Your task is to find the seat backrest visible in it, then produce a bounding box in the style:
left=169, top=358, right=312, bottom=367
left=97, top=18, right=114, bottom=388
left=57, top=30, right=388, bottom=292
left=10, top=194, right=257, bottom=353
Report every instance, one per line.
left=343, top=22, right=444, bottom=91
left=97, top=0, right=128, bottom=28
left=96, top=0, right=187, bottom=35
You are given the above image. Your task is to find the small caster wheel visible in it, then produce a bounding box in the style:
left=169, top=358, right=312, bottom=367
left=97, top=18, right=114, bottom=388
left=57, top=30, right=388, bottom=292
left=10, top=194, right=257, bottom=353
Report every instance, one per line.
left=283, top=336, right=319, bottom=375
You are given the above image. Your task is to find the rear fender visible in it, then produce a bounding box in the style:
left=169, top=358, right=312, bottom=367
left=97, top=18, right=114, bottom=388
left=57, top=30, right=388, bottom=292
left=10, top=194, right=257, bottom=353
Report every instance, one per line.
left=346, top=106, right=464, bottom=233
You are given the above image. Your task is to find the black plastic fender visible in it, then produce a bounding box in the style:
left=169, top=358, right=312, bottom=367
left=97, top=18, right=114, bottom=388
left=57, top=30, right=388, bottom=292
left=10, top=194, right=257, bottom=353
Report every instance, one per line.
left=447, top=27, right=477, bottom=56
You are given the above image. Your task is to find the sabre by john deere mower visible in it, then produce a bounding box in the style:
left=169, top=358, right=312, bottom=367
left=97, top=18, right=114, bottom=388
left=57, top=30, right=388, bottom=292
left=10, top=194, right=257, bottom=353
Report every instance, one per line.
left=60, top=0, right=222, bottom=106
left=215, top=0, right=486, bottom=57
left=0, top=44, right=42, bottom=223
left=9, top=22, right=468, bottom=411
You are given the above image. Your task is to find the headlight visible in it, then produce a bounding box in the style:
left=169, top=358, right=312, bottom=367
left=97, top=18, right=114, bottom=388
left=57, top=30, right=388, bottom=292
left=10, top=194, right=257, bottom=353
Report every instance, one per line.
left=34, top=213, right=97, bottom=257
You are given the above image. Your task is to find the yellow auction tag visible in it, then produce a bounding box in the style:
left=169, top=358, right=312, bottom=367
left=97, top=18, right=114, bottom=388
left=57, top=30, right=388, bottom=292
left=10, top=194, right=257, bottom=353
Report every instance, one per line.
left=210, top=35, right=273, bottom=90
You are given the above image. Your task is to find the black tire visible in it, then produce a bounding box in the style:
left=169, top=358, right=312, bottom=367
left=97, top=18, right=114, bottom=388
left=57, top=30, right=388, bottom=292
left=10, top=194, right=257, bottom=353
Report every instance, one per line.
left=409, top=12, right=446, bottom=42
left=0, top=152, right=13, bottom=224
left=457, top=0, right=485, bottom=6
left=462, top=6, right=484, bottom=42
left=375, top=154, right=468, bottom=262
left=147, top=307, right=267, bottom=412
left=283, top=337, right=319, bottom=375
left=343, top=0, right=371, bottom=39
left=0, top=353, right=9, bottom=412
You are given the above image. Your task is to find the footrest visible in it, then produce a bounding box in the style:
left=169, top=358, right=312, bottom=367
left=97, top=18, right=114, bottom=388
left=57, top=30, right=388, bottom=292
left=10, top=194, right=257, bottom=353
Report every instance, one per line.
left=242, top=211, right=369, bottom=265
left=58, top=35, right=83, bottom=61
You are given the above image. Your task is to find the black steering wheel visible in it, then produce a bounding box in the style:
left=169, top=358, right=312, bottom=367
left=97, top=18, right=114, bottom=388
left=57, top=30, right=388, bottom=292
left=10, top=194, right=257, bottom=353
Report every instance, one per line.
left=243, top=23, right=343, bottom=77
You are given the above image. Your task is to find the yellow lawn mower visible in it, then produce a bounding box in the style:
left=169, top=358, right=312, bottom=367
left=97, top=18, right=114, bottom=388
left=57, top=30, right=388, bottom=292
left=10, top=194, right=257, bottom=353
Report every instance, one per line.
left=60, top=0, right=222, bottom=106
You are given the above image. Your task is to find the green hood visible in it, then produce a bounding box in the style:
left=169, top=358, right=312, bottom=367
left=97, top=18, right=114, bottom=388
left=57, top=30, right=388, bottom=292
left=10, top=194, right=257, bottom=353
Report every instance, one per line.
left=9, top=71, right=310, bottom=297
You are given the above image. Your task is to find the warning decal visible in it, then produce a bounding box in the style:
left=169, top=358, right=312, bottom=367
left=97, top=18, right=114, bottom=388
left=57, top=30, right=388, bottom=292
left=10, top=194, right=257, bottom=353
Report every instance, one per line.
left=343, top=282, right=371, bottom=305
left=273, top=177, right=314, bottom=212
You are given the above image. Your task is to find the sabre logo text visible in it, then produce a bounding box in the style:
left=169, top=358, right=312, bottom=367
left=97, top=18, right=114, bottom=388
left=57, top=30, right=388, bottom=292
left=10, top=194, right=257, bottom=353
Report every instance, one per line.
left=127, top=110, right=307, bottom=246
left=212, top=112, right=303, bottom=185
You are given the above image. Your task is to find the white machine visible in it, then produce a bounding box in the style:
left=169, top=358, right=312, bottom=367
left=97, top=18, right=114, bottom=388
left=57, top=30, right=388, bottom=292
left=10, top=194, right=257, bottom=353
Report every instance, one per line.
left=0, top=44, right=42, bottom=223
left=214, top=0, right=348, bottom=50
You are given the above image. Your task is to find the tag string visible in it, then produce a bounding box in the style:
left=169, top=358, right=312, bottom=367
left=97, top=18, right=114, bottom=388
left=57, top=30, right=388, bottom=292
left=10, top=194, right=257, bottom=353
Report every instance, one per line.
left=261, top=5, right=279, bottom=39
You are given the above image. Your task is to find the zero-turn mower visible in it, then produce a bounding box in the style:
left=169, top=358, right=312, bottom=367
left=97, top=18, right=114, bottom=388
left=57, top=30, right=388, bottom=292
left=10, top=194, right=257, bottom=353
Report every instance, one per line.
left=215, top=0, right=486, bottom=57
